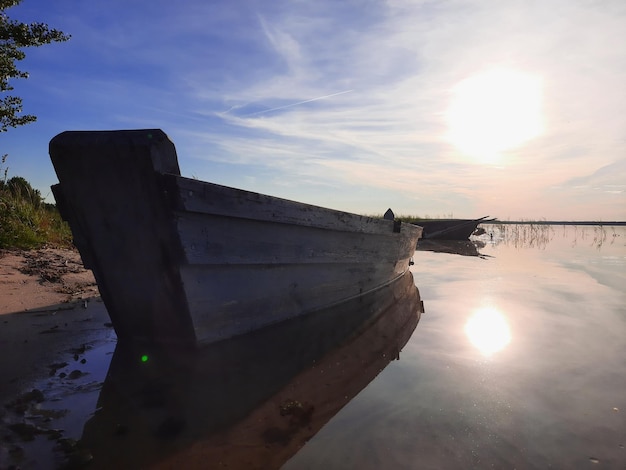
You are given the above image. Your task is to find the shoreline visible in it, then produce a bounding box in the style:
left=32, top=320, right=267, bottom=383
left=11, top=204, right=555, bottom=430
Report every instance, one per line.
left=489, top=220, right=626, bottom=226
left=0, top=249, right=115, bottom=467
left=0, top=248, right=108, bottom=400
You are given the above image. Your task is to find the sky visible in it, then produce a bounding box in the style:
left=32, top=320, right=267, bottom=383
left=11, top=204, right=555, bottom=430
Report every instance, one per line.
left=2, top=0, right=625, bottom=221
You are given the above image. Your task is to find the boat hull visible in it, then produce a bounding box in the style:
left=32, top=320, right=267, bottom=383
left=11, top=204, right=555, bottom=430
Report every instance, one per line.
left=49, top=129, right=422, bottom=347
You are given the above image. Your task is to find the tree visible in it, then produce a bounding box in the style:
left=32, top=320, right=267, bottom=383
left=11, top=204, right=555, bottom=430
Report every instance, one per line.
left=1, top=0, right=70, bottom=133
left=2, top=174, right=41, bottom=199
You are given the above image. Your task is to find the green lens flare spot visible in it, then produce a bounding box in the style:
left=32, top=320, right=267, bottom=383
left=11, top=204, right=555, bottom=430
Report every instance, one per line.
left=141, top=355, right=149, bottom=363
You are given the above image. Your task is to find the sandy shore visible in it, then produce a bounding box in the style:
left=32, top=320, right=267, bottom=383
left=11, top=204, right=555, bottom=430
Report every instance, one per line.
left=0, top=248, right=99, bottom=315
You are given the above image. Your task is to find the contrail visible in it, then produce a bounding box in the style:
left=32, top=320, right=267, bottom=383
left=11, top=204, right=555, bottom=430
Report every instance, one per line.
left=244, top=89, right=354, bottom=117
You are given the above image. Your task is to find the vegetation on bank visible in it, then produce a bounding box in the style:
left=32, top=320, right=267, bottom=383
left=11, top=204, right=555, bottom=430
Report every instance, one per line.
left=1, top=2, right=72, bottom=249
left=0, top=175, right=71, bottom=249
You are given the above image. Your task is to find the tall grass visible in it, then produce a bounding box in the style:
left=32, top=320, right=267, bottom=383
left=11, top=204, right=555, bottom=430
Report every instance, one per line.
left=0, top=176, right=72, bottom=249
left=365, top=213, right=456, bottom=223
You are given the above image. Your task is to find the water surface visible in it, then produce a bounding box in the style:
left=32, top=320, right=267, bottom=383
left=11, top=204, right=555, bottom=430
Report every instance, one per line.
left=2, top=225, right=624, bottom=469
left=284, top=224, right=626, bottom=469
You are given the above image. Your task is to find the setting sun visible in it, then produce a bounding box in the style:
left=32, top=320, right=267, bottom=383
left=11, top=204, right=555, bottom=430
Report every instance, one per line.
left=447, top=69, right=544, bottom=164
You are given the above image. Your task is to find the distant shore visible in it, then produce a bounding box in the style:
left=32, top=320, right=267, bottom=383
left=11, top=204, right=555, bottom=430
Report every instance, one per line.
left=489, top=220, right=626, bottom=226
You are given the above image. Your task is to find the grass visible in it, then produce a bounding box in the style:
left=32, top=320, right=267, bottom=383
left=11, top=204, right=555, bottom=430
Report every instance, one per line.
left=365, top=213, right=457, bottom=224
left=0, top=176, right=72, bottom=249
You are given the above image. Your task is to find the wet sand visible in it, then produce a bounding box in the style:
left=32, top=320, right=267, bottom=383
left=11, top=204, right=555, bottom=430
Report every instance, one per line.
left=1, top=248, right=106, bottom=393
left=0, top=249, right=117, bottom=468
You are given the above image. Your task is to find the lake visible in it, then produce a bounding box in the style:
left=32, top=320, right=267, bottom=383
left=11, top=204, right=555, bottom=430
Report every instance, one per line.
left=284, top=224, right=626, bottom=469
left=2, top=224, right=624, bottom=469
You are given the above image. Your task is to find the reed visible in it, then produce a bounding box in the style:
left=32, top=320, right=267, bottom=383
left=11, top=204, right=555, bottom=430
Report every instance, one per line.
left=483, top=222, right=617, bottom=250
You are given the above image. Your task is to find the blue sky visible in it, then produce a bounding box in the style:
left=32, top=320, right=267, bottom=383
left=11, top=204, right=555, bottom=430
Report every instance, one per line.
left=3, top=0, right=625, bottom=220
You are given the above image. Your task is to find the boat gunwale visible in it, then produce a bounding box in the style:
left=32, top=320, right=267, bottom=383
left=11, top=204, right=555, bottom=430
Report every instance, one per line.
left=162, top=173, right=423, bottom=238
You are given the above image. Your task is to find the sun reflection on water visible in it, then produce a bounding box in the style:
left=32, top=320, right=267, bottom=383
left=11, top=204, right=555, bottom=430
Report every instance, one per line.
left=465, top=307, right=511, bottom=356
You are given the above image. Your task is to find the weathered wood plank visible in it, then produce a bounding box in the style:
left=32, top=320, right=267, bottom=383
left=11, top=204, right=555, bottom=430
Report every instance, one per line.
left=166, top=175, right=409, bottom=236
left=180, top=261, right=411, bottom=345
left=176, top=211, right=415, bottom=266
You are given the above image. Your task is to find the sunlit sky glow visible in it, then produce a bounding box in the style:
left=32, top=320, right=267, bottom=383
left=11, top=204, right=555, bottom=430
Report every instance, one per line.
left=3, top=0, right=625, bottom=220
left=447, top=69, right=544, bottom=164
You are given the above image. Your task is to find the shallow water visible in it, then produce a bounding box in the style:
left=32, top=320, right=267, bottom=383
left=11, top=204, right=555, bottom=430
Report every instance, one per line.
left=2, top=225, right=624, bottom=469
left=284, top=224, right=626, bottom=469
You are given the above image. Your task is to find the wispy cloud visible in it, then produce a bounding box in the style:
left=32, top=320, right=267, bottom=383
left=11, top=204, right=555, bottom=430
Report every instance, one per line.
left=239, top=89, right=354, bottom=117
left=6, top=0, right=626, bottom=219
left=188, top=0, right=625, bottom=218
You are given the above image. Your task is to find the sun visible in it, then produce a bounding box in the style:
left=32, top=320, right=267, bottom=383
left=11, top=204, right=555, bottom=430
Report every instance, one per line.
left=447, top=68, right=543, bottom=164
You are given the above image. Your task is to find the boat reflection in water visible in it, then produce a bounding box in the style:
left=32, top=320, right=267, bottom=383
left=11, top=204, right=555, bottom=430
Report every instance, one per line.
left=77, top=271, right=423, bottom=469
left=417, top=239, right=489, bottom=258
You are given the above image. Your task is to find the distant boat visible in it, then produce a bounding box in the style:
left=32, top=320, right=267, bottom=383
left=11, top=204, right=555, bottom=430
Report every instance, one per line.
left=49, top=129, right=422, bottom=347
left=418, top=216, right=494, bottom=240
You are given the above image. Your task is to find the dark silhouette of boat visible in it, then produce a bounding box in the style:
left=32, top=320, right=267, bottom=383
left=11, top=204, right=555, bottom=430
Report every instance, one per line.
left=49, top=130, right=422, bottom=347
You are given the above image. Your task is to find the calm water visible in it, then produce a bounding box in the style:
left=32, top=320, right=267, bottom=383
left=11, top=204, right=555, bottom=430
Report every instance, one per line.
left=2, top=225, right=624, bottom=469
left=284, top=224, right=626, bottom=469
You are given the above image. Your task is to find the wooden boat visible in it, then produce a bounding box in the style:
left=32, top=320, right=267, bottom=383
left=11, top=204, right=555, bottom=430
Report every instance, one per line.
left=418, top=216, right=494, bottom=240
left=49, top=129, right=422, bottom=347
left=77, top=271, right=422, bottom=469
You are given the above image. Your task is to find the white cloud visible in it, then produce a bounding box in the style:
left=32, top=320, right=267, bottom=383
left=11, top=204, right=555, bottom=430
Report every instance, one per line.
left=186, top=0, right=625, bottom=219
left=8, top=0, right=626, bottom=219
